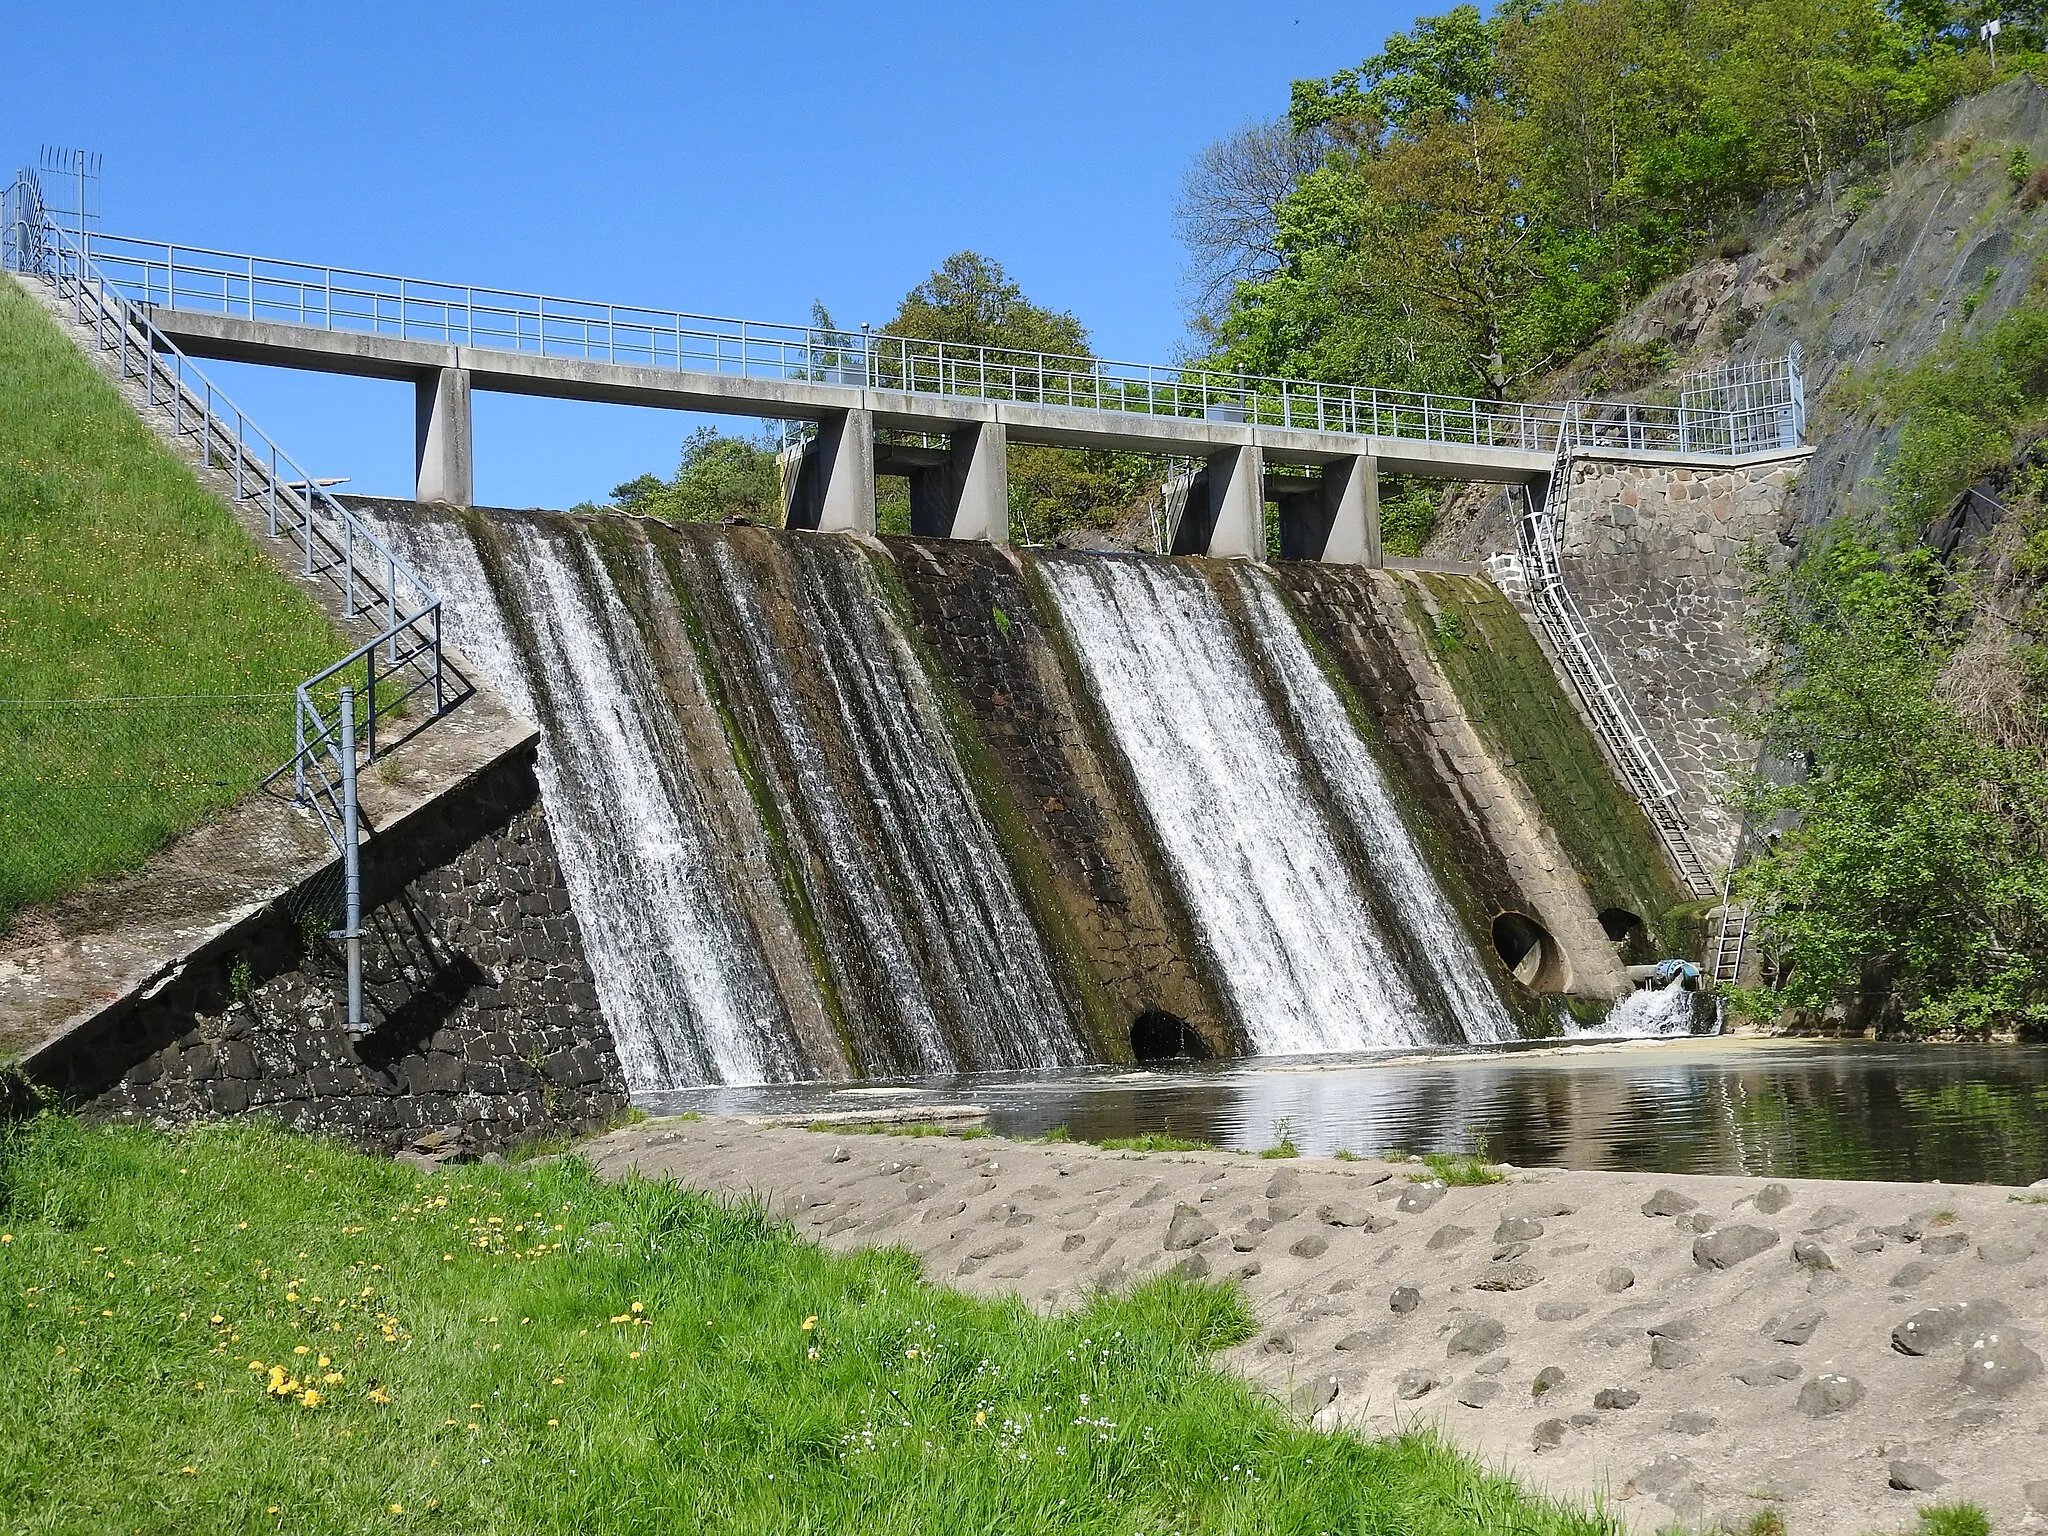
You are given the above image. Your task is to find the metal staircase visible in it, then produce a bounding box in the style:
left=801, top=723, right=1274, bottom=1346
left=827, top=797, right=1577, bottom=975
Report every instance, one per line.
left=4, top=167, right=462, bottom=1033
left=1516, top=413, right=1717, bottom=901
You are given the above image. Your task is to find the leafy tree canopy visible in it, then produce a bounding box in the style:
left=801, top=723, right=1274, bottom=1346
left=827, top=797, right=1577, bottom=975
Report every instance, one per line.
left=1195, top=0, right=2012, bottom=399
left=882, top=251, right=1089, bottom=358
left=578, top=425, right=782, bottom=524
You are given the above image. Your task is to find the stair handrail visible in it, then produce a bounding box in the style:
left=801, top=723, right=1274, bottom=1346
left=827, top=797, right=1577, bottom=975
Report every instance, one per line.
left=1518, top=407, right=1716, bottom=897
left=5, top=169, right=466, bottom=1034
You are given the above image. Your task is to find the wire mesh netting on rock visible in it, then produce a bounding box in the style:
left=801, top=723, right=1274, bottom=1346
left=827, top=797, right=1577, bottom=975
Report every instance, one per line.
left=0, top=694, right=302, bottom=929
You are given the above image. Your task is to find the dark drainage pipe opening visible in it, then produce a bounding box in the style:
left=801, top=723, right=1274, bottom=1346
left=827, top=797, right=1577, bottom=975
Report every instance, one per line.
left=1597, top=907, right=1645, bottom=943
left=1131, top=1010, right=1213, bottom=1063
left=1491, top=911, right=1563, bottom=991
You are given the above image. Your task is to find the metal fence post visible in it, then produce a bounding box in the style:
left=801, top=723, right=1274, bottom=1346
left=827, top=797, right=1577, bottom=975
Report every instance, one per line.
left=337, top=686, right=363, bottom=1036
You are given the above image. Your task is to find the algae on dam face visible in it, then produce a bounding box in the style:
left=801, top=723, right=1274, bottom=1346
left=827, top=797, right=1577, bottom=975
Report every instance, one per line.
left=1035, top=552, right=1463, bottom=1053
left=884, top=537, right=1237, bottom=1061
left=1409, top=573, right=1695, bottom=955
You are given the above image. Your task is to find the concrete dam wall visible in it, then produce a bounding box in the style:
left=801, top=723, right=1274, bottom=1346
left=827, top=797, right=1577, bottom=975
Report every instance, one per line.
left=361, top=500, right=1681, bottom=1090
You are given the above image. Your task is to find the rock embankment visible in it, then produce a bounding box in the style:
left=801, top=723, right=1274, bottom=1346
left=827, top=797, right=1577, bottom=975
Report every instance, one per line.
left=578, top=1119, right=2048, bottom=1535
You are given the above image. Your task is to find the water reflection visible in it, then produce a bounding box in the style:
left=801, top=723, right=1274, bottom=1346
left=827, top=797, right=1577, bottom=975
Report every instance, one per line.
left=640, top=1039, right=2048, bottom=1186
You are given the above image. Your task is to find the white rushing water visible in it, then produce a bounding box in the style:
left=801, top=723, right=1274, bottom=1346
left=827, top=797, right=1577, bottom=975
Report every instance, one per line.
left=1234, top=570, right=1518, bottom=1044
left=1571, top=977, right=1699, bottom=1037
left=373, top=513, right=806, bottom=1089
left=708, top=539, right=1088, bottom=1073
left=1039, top=555, right=1438, bottom=1053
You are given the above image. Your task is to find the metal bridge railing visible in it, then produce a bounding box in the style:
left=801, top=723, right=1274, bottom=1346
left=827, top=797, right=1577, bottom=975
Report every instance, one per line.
left=77, top=230, right=1804, bottom=459
left=4, top=173, right=464, bottom=1033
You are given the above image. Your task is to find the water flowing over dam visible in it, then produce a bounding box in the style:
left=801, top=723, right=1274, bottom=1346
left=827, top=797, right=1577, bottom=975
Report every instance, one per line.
left=364, top=502, right=1673, bottom=1092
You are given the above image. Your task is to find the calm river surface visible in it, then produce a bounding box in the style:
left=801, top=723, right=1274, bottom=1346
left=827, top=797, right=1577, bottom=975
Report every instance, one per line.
left=639, top=1038, right=2048, bottom=1186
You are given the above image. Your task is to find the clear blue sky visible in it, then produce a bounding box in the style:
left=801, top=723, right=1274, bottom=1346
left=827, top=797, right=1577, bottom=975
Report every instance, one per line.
left=5, top=1, right=1408, bottom=507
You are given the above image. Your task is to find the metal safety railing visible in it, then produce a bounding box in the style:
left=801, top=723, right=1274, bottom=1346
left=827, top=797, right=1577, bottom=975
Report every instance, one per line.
left=1517, top=409, right=1716, bottom=899
left=75, top=230, right=1804, bottom=459
left=4, top=171, right=463, bottom=1033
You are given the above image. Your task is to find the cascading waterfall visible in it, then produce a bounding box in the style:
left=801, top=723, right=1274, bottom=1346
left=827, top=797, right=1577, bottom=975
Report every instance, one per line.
left=1233, top=569, right=1518, bottom=1044
left=694, top=536, right=1088, bottom=1074
left=1037, top=554, right=1442, bottom=1053
left=371, top=511, right=809, bottom=1090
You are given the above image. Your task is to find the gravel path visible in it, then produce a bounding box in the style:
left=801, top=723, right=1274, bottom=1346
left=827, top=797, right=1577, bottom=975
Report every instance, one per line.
left=577, top=1117, right=2048, bottom=1534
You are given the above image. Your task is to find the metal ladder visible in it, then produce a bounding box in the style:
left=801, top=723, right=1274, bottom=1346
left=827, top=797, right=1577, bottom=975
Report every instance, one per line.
left=1515, top=414, right=1718, bottom=902
left=1709, top=886, right=1751, bottom=985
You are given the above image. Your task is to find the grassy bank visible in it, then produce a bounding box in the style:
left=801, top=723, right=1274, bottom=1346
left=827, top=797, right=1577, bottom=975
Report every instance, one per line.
left=0, top=276, right=344, bottom=923
left=0, top=1115, right=1612, bottom=1535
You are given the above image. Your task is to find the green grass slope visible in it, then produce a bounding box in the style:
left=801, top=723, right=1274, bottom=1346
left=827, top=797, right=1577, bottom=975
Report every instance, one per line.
left=0, top=277, right=344, bottom=925
left=0, top=1116, right=1614, bottom=1536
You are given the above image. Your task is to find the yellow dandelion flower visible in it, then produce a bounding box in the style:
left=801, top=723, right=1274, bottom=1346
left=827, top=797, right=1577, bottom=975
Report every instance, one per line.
left=299, top=1389, right=322, bottom=1408
left=367, top=1387, right=392, bottom=1405
left=317, top=1355, right=330, bottom=1367
left=629, top=1350, right=641, bottom=1359
left=975, top=1411, right=986, bottom=1425
left=801, top=1315, right=817, bottom=1330
left=551, top=1376, right=565, bottom=1385
left=209, top=1314, right=225, bottom=1326
left=322, top=1372, right=344, bottom=1385
left=630, top=1301, right=644, bottom=1314
left=293, top=1346, right=309, bottom=1356
left=178, top=1465, right=195, bottom=1475
left=390, top=1503, right=403, bottom=1514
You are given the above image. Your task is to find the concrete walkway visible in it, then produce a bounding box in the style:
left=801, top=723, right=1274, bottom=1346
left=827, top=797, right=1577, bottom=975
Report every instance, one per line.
left=579, top=1117, right=2048, bottom=1535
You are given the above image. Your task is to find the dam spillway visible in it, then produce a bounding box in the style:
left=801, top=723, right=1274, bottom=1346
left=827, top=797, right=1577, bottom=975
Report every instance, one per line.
left=366, top=502, right=1668, bottom=1090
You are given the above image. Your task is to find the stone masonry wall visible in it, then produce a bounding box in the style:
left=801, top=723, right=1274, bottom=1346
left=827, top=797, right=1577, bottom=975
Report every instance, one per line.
left=31, top=742, right=629, bottom=1155
left=1556, top=450, right=1806, bottom=870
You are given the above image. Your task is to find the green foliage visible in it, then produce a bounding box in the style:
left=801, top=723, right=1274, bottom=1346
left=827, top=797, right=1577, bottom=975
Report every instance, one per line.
left=1877, top=278, right=2048, bottom=529
left=0, top=281, right=346, bottom=926
left=1417, top=1151, right=1503, bottom=1185
left=0, top=1115, right=1612, bottom=1535
left=584, top=425, right=782, bottom=525
left=884, top=251, right=1089, bottom=357
left=1202, top=0, right=1999, bottom=400
left=1095, top=1133, right=1215, bottom=1152
left=1735, top=532, right=2048, bottom=1035
left=883, top=253, right=1160, bottom=545
left=1259, top=1117, right=1301, bottom=1159
left=1381, top=477, right=1443, bottom=557
left=1912, top=1504, right=1992, bottom=1536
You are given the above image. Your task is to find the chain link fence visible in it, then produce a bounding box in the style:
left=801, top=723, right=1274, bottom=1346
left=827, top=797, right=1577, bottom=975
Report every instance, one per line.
left=0, top=694, right=303, bottom=930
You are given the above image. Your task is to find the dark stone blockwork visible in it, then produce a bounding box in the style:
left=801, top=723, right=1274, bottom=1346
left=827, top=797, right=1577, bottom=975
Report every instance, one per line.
left=33, top=743, right=628, bottom=1154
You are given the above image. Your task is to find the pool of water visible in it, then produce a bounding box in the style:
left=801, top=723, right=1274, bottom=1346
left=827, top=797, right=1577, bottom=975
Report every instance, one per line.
left=638, top=1038, right=2048, bottom=1186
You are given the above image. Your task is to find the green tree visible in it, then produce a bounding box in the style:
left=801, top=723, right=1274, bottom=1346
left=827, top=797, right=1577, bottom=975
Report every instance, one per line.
left=882, top=253, right=1156, bottom=544
left=883, top=251, right=1088, bottom=357
left=1735, top=533, right=2048, bottom=1036
left=580, top=426, right=782, bottom=524
left=1196, top=0, right=1991, bottom=407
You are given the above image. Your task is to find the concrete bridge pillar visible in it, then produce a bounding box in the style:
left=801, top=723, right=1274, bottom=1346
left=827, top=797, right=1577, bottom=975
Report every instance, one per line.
left=1171, top=445, right=1265, bottom=558
left=909, top=421, right=1009, bottom=543
left=414, top=366, right=473, bottom=508
left=1277, top=454, right=1381, bottom=566
left=784, top=409, right=877, bottom=534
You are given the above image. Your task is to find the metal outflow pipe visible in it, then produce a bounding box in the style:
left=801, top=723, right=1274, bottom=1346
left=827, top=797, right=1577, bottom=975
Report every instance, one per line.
left=337, top=686, right=364, bottom=1034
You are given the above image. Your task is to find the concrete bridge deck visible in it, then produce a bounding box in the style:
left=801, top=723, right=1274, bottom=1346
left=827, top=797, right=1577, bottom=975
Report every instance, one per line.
left=83, top=231, right=1805, bottom=563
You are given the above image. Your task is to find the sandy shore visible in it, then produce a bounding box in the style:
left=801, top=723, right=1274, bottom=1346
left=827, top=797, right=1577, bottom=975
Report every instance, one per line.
left=576, top=1116, right=2048, bottom=1534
